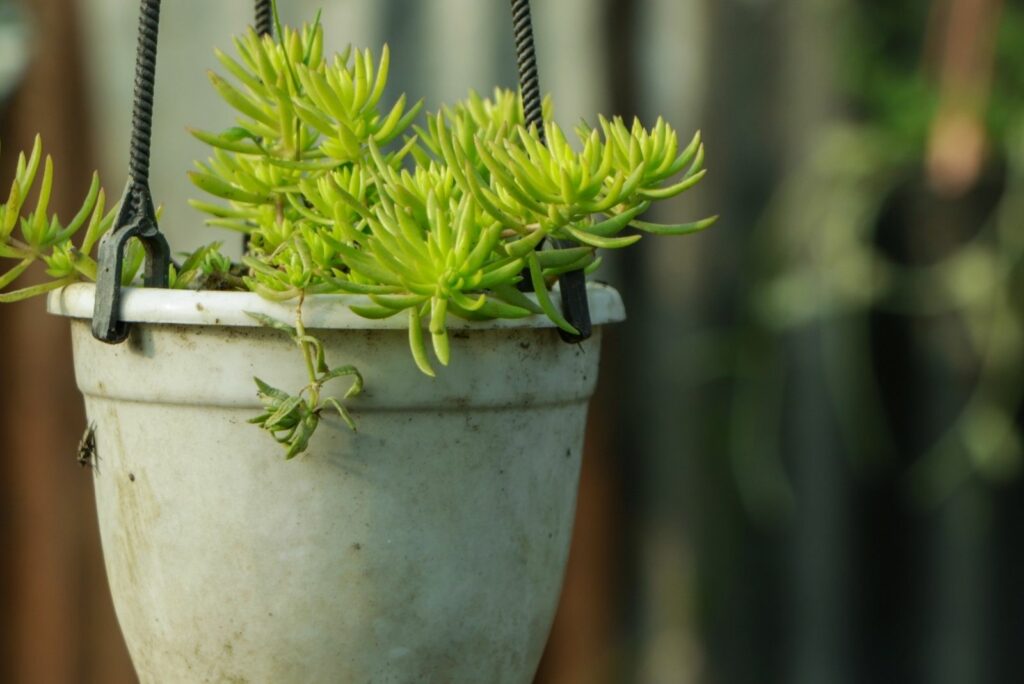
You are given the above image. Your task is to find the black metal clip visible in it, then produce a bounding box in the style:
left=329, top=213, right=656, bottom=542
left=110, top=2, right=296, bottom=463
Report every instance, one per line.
left=91, top=182, right=170, bottom=343
left=553, top=265, right=591, bottom=342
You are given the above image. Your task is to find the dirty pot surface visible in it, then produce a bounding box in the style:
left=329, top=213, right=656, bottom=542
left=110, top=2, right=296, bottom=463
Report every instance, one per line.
left=49, top=284, right=624, bottom=683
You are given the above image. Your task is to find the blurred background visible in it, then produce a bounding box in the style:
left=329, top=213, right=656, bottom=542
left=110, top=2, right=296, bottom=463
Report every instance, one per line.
left=1, top=0, right=1023, bottom=682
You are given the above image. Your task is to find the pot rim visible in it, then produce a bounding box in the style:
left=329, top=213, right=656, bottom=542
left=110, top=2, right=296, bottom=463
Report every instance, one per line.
left=47, top=282, right=626, bottom=330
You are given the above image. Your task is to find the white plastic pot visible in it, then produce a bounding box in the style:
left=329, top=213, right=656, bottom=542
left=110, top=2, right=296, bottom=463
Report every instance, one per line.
left=48, top=282, right=624, bottom=683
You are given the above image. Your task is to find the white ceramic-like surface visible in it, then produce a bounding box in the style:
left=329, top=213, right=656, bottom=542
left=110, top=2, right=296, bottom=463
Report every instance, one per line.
left=51, top=284, right=619, bottom=683
left=48, top=282, right=626, bottom=330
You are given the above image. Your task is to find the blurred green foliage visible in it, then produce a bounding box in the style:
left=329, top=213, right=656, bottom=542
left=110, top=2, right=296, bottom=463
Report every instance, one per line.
left=733, top=0, right=1024, bottom=516
left=841, top=0, right=1024, bottom=148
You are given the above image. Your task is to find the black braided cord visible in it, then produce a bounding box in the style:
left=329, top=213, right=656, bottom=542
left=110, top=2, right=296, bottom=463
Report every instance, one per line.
left=510, top=0, right=545, bottom=142
left=241, top=0, right=274, bottom=258
left=255, top=0, right=274, bottom=37
left=245, top=3, right=272, bottom=255
left=92, top=0, right=170, bottom=343
left=127, top=0, right=160, bottom=187
left=509, top=0, right=592, bottom=342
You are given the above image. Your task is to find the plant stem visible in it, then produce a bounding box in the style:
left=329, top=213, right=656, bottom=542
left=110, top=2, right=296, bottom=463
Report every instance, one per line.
left=74, top=255, right=97, bottom=281
left=295, top=292, right=320, bottom=406
left=2, top=237, right=32, bottom=256
left=275, top=195, right=285, bottom=224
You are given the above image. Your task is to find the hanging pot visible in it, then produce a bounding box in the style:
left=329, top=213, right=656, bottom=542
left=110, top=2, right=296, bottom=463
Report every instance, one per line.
left=49, top=282, right=623, bottom=683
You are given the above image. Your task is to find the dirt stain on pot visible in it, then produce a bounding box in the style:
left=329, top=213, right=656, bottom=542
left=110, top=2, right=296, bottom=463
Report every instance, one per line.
left=170, top=328, right=198, bottom=352
left=108, top=422, right=160, bottom=591
left=126, top=326, right=156, bottom=358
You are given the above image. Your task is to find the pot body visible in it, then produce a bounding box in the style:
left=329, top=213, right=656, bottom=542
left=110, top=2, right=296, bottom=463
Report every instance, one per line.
left=54, top=285, right=622, bottom=683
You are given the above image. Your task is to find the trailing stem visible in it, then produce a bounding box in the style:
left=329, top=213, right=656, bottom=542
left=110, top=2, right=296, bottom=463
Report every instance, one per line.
left=246, top=297, right=363, bottom=458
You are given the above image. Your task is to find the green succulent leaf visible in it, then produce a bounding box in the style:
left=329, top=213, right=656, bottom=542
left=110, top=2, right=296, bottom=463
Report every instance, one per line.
left=2, top=10, right=714, bottom=460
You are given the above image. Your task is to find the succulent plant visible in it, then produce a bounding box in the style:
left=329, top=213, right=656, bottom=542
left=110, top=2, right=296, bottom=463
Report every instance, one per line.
left=0, top=9, right=714, bottom=457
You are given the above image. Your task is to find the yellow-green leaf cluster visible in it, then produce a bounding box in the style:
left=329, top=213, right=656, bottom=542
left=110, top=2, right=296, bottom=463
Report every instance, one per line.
left=0, top=9, right=718, bottom=459
left=0, top=136, right=119, bottom=303
left=190, top=17, right=715, bottom=374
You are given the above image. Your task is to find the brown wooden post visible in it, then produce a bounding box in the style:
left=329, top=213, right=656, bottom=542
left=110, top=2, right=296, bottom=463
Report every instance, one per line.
left=0, top=0, right=134, bottom=681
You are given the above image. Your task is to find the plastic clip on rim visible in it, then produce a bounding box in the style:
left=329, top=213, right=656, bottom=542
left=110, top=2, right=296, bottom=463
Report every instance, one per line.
left=92, top=185, right=170, bottom=343
left=509, top=0, right=592, bottom=343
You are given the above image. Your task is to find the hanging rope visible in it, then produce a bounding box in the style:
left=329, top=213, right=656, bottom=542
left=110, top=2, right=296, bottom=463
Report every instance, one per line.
left=92, top=0, right=170, bottom=343
left=509, top=0, right=592, bottom=342
left=255, top=0, right=274, bottom=37
left=245, top=2, right=273, bottom=255
left=127, top=0, right=160, bottom=188
left=510, top=0, right=545, bottom=141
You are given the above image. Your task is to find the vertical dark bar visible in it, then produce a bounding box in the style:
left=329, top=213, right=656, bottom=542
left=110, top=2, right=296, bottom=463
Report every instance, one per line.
left=245, top=0, right=274, bottom=255
left=255, top=0, right=274, bottom=37
left=127, top=0, right=161, bottom=188
left=509, top=0, right=592, bottom=342
left=510, top=0, right=545, bottom=141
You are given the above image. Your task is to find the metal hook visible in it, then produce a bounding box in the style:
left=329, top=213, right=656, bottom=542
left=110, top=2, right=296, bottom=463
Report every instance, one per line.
left=92, top=181, right=170, bottom=343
